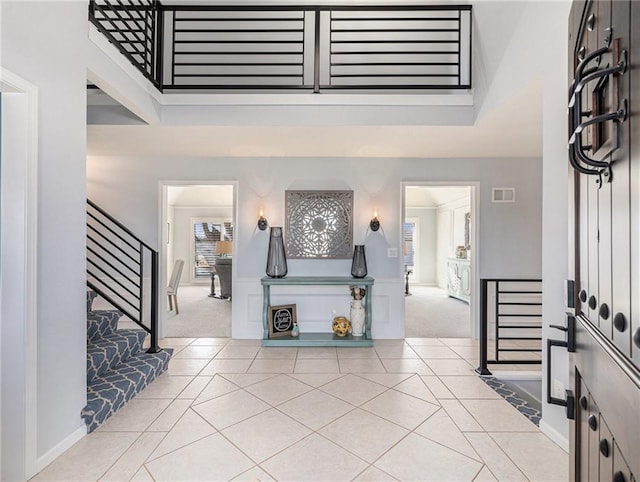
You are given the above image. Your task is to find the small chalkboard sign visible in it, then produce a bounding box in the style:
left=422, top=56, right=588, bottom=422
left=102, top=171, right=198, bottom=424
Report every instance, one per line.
left=268, top=304, right=297, bottom=338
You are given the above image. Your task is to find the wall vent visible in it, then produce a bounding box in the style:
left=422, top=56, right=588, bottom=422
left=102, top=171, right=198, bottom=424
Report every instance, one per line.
left=492, top=188, right=516, bottom=203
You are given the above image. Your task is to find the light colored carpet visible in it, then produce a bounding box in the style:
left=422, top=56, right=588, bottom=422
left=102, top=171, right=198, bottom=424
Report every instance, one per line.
left=165, top=285, right=231, bottom=338
left=94, top=284, right=464, bottom=339
left=405, top=285, right=471, bottom=338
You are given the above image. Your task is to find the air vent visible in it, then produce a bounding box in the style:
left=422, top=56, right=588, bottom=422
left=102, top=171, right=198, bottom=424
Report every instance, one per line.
left=492, top=188, right=516, bottom=203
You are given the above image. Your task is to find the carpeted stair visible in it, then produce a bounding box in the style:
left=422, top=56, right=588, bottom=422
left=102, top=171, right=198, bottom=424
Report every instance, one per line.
left=82, top=291, right=173, bottom=432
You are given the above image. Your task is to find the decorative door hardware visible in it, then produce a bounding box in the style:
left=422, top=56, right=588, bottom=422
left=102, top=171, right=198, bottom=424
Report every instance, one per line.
left=634, top=327, right=640, bottom=349
left=568, top=28, right=629, bottom=184
left=564, top=279, right=576, bottom=309
left=613, top=313, right=627, bottom=332
left=547, top=315, right=576, bottom=419
left=599, top=439, right=610, bottom=457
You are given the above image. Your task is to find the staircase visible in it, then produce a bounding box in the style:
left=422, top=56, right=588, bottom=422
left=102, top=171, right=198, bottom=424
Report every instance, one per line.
left=82, top=290, right=173, bottom=432
left=84, top=199, right=173, bottom=432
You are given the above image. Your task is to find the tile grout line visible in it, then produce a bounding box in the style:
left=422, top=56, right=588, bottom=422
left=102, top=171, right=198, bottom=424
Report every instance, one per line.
left=465, top=431, right=530, bottom=480
left=64, top=337, right=556, bottom=482
left=105, top=367, right=229, bottom=477
left=95, top=430, right=149, bottom=481
left=144, top=419, right=217, bottom=465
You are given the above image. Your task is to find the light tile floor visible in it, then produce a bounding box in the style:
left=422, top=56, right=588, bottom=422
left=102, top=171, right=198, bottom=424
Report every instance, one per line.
left=30, top=338, right=567, bottom=482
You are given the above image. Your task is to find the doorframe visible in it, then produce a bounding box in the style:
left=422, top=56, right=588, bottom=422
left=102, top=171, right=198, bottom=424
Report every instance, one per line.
left=0, top=68, right=39, bottom=480
left=401, top=181, right=480, bottom=338
left=158, top=180, right=238, bottom=338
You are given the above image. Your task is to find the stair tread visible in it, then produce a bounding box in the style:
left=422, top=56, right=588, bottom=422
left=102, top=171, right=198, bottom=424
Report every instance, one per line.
left=87, top=309, right=122, bottom=317
left=87, top=309, right=122, bottom=341
left=83, top=348, right=173, bottom=432
left=86, top=329, right=148, bottom=383
left=87, top=290, right=98, bottom=312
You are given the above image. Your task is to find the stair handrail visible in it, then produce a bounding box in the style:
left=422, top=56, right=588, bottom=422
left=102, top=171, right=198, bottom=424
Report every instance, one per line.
left=87, top=199, right=155, bottom=252
left=86, top=199, right=160, bottom=353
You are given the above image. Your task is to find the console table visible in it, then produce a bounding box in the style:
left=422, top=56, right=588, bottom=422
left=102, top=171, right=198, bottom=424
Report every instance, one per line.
left=261, top=276, right=374, bottom=347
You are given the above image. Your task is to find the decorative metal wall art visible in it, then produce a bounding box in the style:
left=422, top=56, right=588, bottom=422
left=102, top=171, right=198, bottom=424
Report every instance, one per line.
left=285, top=190, right=353, bottom=259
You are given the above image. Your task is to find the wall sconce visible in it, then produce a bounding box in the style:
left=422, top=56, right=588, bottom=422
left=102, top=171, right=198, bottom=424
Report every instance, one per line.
left=369, top=209, right=380, bottom=232
left=257, top=207, right=268, bottom=231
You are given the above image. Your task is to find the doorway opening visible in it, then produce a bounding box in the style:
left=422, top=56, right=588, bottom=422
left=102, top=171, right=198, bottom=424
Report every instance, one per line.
left=162, top=184, right=235, bottom=338
left=403, top=184, right=476, bottom=338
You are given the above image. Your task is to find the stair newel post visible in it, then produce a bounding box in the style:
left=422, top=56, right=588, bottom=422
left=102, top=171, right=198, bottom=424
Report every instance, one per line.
left=148, top=249, right=160, bottom=353
left=476, top=278, right=492, bottom=376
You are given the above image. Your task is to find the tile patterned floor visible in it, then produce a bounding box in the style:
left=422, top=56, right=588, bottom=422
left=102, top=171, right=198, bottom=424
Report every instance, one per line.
left=30, top=338, right=568, bottom=482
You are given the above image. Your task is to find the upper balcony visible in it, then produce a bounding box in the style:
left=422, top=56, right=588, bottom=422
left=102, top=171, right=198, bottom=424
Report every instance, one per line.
left=86, top=0, right=546, bottom=157
left=89, top=0, right=472, bottom=95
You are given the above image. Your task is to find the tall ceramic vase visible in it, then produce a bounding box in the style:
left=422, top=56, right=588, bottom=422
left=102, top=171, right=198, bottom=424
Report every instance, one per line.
left=266, top=227, right=288, bottom=278
left=350, top=300, right=365, bottom=337
left=351, top=245, right=368, bottom=278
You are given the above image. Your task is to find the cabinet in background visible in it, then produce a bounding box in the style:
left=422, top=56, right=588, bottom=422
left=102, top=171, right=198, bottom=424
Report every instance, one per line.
left=447, top=258, right=470, bottom=303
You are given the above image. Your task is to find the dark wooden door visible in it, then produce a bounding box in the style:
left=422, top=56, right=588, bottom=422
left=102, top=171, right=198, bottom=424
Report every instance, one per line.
left=568, top=0, right=639, bottom=479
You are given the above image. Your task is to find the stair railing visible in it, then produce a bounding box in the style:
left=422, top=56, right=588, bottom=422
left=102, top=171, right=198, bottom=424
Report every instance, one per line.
left=477, top=278, right=543, bottom=376
left=89, top=0, right=161, bottom=90
left=86, top=199, right=160, bottom=353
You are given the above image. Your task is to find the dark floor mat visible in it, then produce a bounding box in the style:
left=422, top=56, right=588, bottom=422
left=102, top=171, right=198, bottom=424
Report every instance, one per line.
left=481, top=377, right=542, bottom=426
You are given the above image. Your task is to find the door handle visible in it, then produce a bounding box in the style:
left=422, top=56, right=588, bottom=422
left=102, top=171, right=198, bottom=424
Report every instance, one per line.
left=568, top=51, right=627, bottom=108
left=567, top=37, right=628, bottom=179
left=547, top=315, right=576, bottom=419
left=569, top=100, right=627, bottom=146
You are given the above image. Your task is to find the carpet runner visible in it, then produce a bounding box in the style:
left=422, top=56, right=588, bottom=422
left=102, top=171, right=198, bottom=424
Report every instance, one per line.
left=82, top=290, right=173, bottom=432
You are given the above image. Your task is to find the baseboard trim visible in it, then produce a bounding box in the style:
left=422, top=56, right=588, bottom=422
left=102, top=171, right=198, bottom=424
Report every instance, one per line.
left=30, top=424, right=87, bottom=478
left=539, top=418, right=569, bottom=453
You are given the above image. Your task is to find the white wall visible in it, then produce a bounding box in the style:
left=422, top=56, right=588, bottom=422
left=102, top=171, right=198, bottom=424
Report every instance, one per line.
left=88, top=155, right=543, bottom=340
left=539, top=0, right=573, bottom=450
left=405, top=208, right=437, bottom=285
left=1, top=1, right=88, bottom=478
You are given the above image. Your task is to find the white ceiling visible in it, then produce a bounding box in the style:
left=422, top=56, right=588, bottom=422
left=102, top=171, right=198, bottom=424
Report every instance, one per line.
left=405, top=186, right=471, bottom=208
left=168, top=185, right=233, bottom=207
left=87, top=77, right=541, bottom=158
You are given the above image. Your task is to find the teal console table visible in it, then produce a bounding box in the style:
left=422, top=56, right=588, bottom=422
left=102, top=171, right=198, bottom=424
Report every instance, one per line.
left=261, top=276, right=374, bottom=347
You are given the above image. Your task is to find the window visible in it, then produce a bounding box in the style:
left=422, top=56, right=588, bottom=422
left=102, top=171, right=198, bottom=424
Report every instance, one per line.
left=192, top=219, right=233, bottom=279
left=404, top=221, right=416, bottom=269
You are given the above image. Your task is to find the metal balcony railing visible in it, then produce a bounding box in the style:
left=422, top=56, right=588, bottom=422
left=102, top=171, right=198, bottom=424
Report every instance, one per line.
left=90, top=0, right=162, bottom=89
left=477, top=278, right=543, bottom=376
left=89, top=1, right=472, bottom=92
